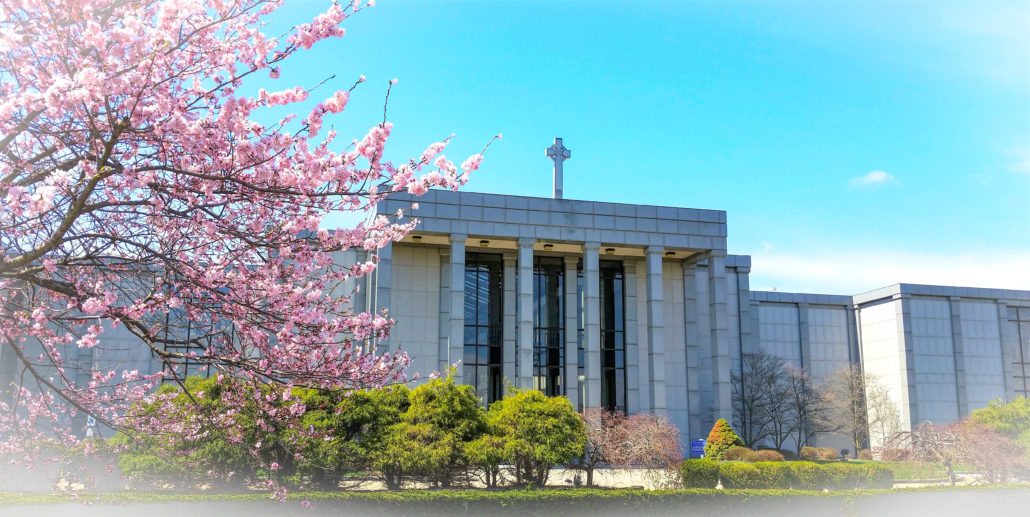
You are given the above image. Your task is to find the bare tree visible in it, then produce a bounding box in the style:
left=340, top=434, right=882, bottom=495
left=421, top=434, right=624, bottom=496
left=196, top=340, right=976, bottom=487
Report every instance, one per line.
left=784, top=366, right=840, bottom=455
left=865, top=375, right=902, bottom=451
left=824, top=365, right=870, bottom=453
left=731, top=350, right=784, bottom=447
left=889, top=421, right=1027, bottom=486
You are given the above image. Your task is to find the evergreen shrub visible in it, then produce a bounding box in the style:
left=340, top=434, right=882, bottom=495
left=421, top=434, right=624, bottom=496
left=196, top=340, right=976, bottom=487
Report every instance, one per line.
left=704, top=419, right=744, bottom=461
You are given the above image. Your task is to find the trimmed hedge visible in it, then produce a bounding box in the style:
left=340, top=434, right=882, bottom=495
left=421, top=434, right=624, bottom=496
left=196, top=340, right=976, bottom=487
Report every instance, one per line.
left=689, top=460, right=895, bottom=491
left=755, top=461, right=794, bottom=489
left=864, top=463, right=895, bottom=489
left=680, top=459, right=720, bottom=488
left=719, top=462, right=765, bottom=489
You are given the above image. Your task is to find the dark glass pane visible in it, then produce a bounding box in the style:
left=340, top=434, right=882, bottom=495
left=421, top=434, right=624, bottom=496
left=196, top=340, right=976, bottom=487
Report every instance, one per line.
left=615, top=371, right=625, bottom=409
left=489, top=271, right=504, bottom=325
left=604, top=349, right=615, bottom=366
left=603, top=369, right=616, bottom=409
left=489, top=366, right=502, bottom=403
left=489, top=346, right=501, bottom=365
left=478, top=327, right=489, bottom=347
left=549, top=347, right=560, bottom=366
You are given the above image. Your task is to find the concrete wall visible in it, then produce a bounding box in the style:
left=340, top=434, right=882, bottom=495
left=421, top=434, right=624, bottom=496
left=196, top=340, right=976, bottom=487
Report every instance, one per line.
left=388, top=245, right=442, bottom=384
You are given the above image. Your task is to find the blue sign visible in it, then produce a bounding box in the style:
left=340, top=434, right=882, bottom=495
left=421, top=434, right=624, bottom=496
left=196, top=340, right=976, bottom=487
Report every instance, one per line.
left=691, top=439, right=706, bottom=458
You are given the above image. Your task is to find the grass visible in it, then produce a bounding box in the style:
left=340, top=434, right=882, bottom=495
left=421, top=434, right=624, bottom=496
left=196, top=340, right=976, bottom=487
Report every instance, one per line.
left=1, top=484, right=1026, bottom=507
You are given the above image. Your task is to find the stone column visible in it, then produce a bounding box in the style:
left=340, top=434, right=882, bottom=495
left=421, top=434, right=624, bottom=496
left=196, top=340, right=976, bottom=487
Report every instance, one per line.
left=997, top=302, right=1018, bottom=401
left=448, top=235, right=466, bottom=383
left=517, top=238, right=535, bottom=389
left=438, top=248, right=451, bottom=372
left=645, top=246, right=667, bottom=415
left=949, top=296, right=969, bottom=417
left=894, top=293, right=918, bottom=430
left=503, top=252, right=518, bottom=386
left=736, top=266, right=755, bottom=358
left=682, top=262, right=701, bottom=437
left=583, top=242, right=602, bottom=408
left=624, top=262, right=640, bottom=414
left=564, top=258, right=580, bottom=410
left=707, top=253, right=732, bottom=421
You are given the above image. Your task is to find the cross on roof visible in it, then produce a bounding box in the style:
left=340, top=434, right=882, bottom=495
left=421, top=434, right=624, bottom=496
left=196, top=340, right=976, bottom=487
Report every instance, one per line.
left=546, top=137, right=571, bottom=199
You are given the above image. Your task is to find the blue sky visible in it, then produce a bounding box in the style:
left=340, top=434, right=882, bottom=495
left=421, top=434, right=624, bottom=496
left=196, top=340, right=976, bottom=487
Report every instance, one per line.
left=265, top=0, right=1029, bottom=294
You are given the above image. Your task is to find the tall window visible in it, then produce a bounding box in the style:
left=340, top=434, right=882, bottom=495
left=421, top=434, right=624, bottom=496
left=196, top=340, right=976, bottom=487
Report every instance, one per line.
left=600, top=260, right=626, bottom=412
left=533, top=256, right=565, bottom=396
left=464, top=253, right=503, bottom=404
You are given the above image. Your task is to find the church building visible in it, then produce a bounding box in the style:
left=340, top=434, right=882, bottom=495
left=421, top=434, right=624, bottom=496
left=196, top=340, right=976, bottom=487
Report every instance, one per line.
left=350, top=138, right=1030, bottom=450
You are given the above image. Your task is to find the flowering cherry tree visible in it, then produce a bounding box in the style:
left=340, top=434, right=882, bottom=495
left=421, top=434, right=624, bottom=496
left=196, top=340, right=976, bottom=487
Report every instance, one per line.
left=0, top=0, right=491, bottom=487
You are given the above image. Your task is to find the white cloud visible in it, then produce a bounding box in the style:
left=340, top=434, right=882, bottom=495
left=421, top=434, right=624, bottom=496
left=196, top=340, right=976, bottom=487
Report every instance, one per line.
left=848, top=170, right=896, bottom=188
left=1008, top=147, right=1030, bottom=175
left=749, top=248, right=1030, bottom=295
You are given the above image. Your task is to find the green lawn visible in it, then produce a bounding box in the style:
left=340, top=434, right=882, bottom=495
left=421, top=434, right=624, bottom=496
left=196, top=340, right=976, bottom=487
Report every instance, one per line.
left=1, top=486, right=1028, bottom=517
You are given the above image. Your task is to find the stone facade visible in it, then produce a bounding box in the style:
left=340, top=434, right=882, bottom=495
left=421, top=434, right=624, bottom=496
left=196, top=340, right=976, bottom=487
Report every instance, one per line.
left=360, top=190, right=1030, bottom=450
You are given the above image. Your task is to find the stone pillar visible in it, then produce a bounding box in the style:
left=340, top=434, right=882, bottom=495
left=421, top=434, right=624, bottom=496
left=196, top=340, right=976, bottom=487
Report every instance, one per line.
left=645, top=246, right=667, bottom=415
left=564, top=258, right=580, bottom=410
left=583, top=242, right=602, bottom=408
left=707, top=253, right=732, bottom=421
left=624, top=262, right=640, bottom=414
left=682, top=263, right=700, bottom=438
left=438, top=248, right=451, bottom=372
left=448, top=235, right=466, bottom=383
left=997, top=302, right=1017, bottom=401
left=503, top=252, right=518, bottom=386
left=517, top=238, right=535, bottom=389
left=736, top=265, right=754, bottom=362
left=949, top=296, right=969, bottom=417
left=894, top=293, right=918, bottom=429
left=846, top=305, right=861, bottom=367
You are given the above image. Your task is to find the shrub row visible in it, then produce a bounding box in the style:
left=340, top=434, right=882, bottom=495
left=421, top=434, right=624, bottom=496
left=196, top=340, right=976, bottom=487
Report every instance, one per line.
left=680, top=459, right=894, bottom=490
left=114, top=374, right=586, bottom=489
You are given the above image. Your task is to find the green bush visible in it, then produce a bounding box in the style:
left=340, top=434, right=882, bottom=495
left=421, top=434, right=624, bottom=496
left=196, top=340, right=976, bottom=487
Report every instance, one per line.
left=297, top=385, right=410, bottom=488
left=376, top=375, right=485, bottom=488
left=789, top=461, right=825, bottom=490
left=821, top=462, right=862, bottom=490
left=704, top=419, right=744, bottom=461
left=679, top=459, right=720, bottom=488
left=485, top=389, right=585, bottom=486
left=718, top=462, right=765, bottom=489
left=753, top=461, right=793, bottom=489
left=863, top=463, right=895, bottom=489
